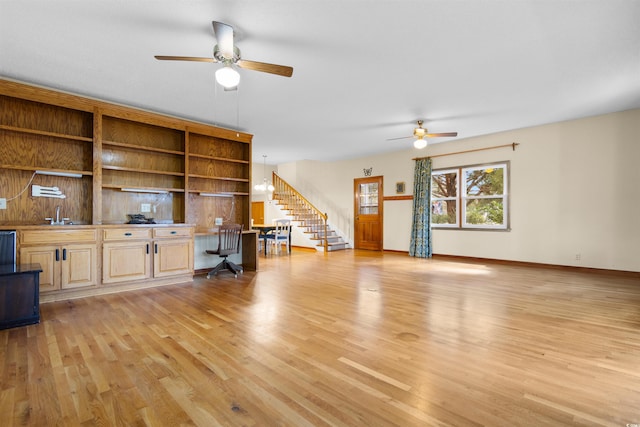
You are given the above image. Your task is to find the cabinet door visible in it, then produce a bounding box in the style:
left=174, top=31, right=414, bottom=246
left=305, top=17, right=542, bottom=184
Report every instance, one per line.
left=20, top=246, right=60, bottom=292
left=103, top=241, right=151, bottom=284
left=153, top=239, right=193, bottom=278
left=61, top=244, right=97, bottom=289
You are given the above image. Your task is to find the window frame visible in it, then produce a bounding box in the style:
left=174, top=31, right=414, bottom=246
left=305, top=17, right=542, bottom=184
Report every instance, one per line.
left=430, top=168, right=460, bottom=228
left=431, top=161, right=510, bottom=231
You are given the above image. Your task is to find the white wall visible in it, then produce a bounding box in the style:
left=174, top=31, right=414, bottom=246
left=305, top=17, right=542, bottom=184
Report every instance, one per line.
left=276, top=109, right=640, bottom=272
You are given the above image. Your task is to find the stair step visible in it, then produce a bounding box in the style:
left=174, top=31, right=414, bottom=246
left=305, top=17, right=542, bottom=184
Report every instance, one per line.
left=272, top=188, right=347, bottom=252
left=317, top=242, right=347, bottom=251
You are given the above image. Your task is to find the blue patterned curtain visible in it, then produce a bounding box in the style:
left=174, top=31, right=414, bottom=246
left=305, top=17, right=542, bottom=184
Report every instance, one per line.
left=409, top=157, right=432, bottom=258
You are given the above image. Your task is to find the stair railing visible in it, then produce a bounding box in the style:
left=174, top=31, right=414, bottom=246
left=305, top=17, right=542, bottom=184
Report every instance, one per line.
left=272, top=172, right=329, bottom=252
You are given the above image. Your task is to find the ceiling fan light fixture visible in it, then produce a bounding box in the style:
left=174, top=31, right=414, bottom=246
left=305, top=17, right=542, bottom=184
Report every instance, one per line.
left=215, top=65, right=240, bottom=88
left=414, top=138, right=428, bottom=149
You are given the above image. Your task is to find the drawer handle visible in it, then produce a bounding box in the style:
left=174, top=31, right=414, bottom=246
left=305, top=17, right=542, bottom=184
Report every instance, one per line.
left=124, top=232, right=132, bottom=236
left=170, top=231, right=177, bottom=235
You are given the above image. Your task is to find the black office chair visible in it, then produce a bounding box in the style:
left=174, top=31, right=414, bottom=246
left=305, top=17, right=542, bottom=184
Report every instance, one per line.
left=205, top=224, right=244, bottom=278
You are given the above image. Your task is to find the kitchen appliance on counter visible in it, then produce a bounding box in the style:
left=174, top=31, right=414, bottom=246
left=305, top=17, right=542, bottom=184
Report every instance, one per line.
left=126, top=214, right=156, bottom=224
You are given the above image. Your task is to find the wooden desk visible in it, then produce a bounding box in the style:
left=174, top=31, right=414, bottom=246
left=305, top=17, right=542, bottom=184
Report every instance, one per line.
left=194, top=228, right=258, bottom=271
left=252, top=224, right=292, bottom=255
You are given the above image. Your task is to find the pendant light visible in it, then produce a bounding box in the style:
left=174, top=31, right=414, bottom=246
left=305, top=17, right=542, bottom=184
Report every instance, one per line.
left=254, top=155, right=274, bottom=192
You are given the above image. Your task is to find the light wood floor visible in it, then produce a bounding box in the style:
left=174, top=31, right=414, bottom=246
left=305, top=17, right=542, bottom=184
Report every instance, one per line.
left=1, top=250, right=639, bottom=426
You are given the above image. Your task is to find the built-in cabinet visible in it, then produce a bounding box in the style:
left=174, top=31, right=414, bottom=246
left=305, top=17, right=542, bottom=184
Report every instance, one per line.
left=102, top=226, right=194, bottom=284
left=0, top=79, right=254, bottom=301
left=19, top=229, right=97, bottom=293
left=102, top=228, right=152, bottom=284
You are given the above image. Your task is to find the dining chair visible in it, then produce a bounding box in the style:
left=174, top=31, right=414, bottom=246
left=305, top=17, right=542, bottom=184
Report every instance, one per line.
left=205, top=223, right=243, bottom=278
left=266, top=219, right=291, bottom=254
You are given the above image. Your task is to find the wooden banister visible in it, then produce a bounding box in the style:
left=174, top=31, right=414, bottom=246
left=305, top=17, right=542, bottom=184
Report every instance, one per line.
left=272, top=172, right=329, bottom=252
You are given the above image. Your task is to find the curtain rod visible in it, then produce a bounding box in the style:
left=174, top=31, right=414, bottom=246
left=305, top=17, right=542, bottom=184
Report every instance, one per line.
left=412, top=142, right=519, bottom=160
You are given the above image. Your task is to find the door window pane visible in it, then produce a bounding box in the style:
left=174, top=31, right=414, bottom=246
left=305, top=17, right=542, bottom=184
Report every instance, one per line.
left=359, top=183, right=378, bottom=215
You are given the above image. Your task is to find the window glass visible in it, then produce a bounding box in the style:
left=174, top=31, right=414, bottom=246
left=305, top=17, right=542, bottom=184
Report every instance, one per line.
left=431, top=162, right=509, bottom=230
left=431, top=170, right=458, bottom=226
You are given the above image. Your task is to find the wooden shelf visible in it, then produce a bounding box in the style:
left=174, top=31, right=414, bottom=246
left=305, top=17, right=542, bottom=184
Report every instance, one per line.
left=188, top=153, right=249, bottom=164
left=187, top=173, right=249, bottom=182
left=102, top=184, right=185, bottom=193
left=190, top=191, right=249, bottom=196
left=103, top=140, right=184, bottom=156
left=102, top=165, right=185, bottom=177
left=0, top=165, right=92, bottom=176
left=0, top=124, right=93, bottom=142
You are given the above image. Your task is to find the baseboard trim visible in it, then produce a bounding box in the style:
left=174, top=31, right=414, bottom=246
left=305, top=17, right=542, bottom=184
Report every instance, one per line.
left=380, top=250, right=640, bottom=278
left=431, top=254, right=640, bottom=278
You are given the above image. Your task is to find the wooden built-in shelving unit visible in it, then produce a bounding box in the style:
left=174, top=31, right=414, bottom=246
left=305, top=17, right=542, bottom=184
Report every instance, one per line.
left=0, top=78, right=253, bottom=229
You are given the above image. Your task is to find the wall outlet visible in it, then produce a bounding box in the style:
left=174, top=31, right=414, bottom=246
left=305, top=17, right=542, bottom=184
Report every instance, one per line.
left=140, top=203, right=151, bottom=213
left=0, top=198, right=6, bottom=209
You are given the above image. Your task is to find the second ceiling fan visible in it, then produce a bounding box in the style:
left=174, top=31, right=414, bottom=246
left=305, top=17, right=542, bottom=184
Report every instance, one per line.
left=155, top=21, right=293, bottom=88
left=388, top=120, right=458, bottom=149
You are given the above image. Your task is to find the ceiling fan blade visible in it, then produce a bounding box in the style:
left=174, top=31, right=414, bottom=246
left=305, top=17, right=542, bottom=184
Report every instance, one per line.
left=386, top=136, right=414, bottom=141
left=237, top=59, right=293, bottom=77
left=213, top=21, right=234, bottom=59
left=426, top=132, right=458, bottom=137
left=155, top=55, right=217, bottom=63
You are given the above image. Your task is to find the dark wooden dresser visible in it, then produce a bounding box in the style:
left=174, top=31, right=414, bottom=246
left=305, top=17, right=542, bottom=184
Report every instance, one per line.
left=0, top=263, right=42, bottom=330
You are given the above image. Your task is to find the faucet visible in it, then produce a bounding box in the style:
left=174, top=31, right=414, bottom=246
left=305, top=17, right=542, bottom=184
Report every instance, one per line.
left=45, top=206, right=70, bottom=225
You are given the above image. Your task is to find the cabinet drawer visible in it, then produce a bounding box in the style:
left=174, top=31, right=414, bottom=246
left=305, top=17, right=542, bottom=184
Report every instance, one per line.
left=103, top=228, right=152, bottom=241
left=153, top=227, right=193, bottom=239
left=21, top=229, right=97, bottom=245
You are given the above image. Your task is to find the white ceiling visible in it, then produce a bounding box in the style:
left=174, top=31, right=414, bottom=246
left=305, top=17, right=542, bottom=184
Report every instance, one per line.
left=2, top=0, right=639, bottom=165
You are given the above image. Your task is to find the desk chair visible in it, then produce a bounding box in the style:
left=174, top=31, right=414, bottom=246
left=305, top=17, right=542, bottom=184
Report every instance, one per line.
left=205, top=224, right=243, bottom=278
left=266, top=219, right=291, bottom=254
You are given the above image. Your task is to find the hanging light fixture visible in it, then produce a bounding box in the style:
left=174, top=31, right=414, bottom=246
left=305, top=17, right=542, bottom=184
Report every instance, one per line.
left=413, top=137, right=428, bottom=149
left=254, top=155, right=274, bottom=192
left=215, top=64, right=240, bottom=88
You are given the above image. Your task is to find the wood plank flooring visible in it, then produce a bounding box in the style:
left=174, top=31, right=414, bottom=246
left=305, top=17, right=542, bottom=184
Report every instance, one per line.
left=1, top=250, right=639, bottom=426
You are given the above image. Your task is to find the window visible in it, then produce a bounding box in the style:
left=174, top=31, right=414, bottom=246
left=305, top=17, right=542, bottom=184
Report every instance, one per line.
left=431, top=162, right=509, bottom=230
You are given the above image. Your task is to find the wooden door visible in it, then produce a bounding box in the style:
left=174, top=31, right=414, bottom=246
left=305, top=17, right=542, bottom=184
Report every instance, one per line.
left=153, top=239, right=193, bottom=278
left=61, top=244, right=97, bottom=289
left=354, top=176, right=383, bottom=250
left=251, top=201, right=265, bottom=225
left=102, top=241, right=151, bottom=284
left=20, top=245, right=60, bottom=292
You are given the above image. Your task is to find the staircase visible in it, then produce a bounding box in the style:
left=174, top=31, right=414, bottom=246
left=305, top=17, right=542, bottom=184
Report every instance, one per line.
left=272, top=173, right=347, bottom=252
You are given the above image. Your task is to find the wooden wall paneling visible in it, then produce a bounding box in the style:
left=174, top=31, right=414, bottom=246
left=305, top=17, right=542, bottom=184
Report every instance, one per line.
left=102, top=116, right=184, bottom=151
left=101, top=189, right=180, bottom=224
left=101, top=146, right=184, bottom=175
left=186, top=193, right=244, bottom=229
left=93, top=109, right=103, bottom=224
left=0, top=95, right=93, bottom=138
left=0, top=171, right=92, bottom=225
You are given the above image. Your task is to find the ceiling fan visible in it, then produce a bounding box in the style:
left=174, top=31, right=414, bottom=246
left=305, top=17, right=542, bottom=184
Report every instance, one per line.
left=388, top=120, right=458, bottom=149
left=155, top=21, right=293, bottom=89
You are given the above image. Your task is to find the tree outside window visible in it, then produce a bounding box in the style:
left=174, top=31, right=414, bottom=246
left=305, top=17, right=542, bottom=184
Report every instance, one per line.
left=431, top=162, right=509, bottom=230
